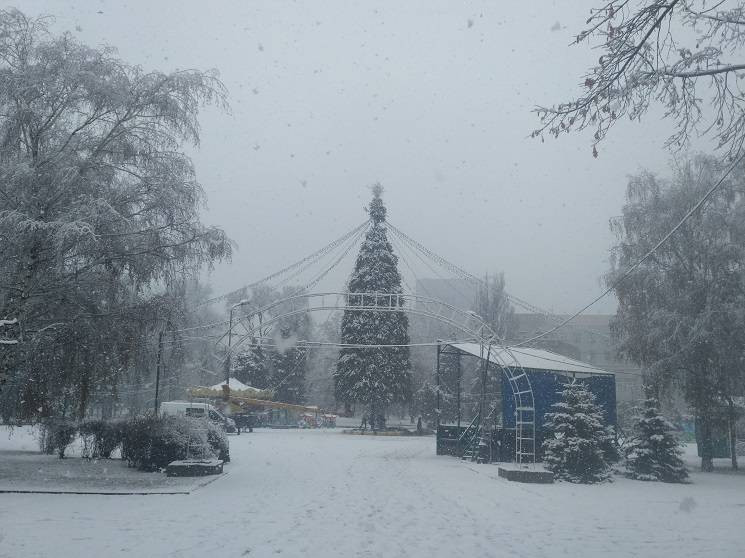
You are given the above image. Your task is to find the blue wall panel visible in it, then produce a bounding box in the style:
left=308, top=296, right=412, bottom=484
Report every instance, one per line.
left=501, top=369, right=616, bottom=431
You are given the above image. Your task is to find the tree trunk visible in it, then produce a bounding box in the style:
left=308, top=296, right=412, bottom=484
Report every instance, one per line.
left=698, top=412, right=714, bottom=472
left=728, top=400, right=738, bottom=471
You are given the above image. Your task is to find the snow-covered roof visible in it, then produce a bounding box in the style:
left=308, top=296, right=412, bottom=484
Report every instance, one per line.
left=209, top=378, right=264, bottom=392
left=448, top=343, right=613, bottom=376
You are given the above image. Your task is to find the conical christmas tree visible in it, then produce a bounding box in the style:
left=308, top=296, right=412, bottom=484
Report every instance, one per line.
left=625, top=397, right=688, bottom=482
left=542, top=380, right=613, bottom=483
left=334, top=185, right=412, bottom=427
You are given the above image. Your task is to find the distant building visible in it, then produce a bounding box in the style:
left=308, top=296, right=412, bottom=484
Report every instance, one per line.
left=415, top=278, right=477, bottom=311
left=511, top=313, right=643, bottom=403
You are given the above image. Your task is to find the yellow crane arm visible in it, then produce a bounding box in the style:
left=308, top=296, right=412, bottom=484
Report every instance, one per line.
left=187, top=386, right=326, bottom=414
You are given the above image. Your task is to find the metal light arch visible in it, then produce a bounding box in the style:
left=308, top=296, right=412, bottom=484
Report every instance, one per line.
left=228, top=291, right=536, bottom=463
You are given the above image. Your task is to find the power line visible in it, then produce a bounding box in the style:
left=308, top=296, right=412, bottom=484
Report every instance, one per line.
left=238, top=337, right=477, bottom=349
left=388, top=219, right=611, bottom=341
left=301, top=221, right=370, bottom=292
left=387, top=232, right=427, bottom=295
left=218, top=225, right=370, bottom=362
left=389, top=226, right=474, bottom=305
left=198, top=220, right=370, bottom=307
left=273, top=222, right=368, bottom=292
left=515, top=152, right=745, bottom=347
left=181, top=222, right=370, bottom=344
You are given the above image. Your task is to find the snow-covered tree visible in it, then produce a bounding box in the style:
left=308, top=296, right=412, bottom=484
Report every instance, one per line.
left=608, top=156, right=745, bottom=471
left=473, top=272, right=516, bottom=341
left=542, top=380, right=613, bottom=483
left=306, top=312, right=342, bottom=410
left=334, top=185, right=412, bottom=426
left=0, top=10, right=230, bottom=421
left=625, top=397, right=688, bottom=483
left=268, top=347, right=307, bottom=405
left=411, top=381, right=439, bottom=427
left=232, top=285, right=309, bottom=404
left=234, top=346, right=271, bottom=389
left=535, top=1, right=745, bottom=159
left=0, top=318, right=17, bottom=401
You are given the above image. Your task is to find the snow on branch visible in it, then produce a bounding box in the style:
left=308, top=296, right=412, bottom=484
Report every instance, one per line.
left=534, top=0, right=745, bottom=158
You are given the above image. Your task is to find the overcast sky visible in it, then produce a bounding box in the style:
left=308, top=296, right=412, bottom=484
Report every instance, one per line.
left=19, top=0, right=681, bottom=314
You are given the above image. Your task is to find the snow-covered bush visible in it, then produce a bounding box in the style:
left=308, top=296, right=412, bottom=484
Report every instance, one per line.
left=542, top=380, right=613, bottom=483
left=205, top=420, right=230, bottom=462
left=121, top=416, right=151, bottom=468
left=625, top=398, right=688, bottom=483
left=38, top=419, right=77, bottom=459
left=121, top=416, right=226, bottom=471
left=79, top=420, right=124, bottom=459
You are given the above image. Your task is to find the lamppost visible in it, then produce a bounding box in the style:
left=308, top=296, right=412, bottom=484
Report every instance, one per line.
left=226, top=299, right=251, bottom=386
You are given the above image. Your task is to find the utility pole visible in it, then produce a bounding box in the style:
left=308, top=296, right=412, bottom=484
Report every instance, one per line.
left=456, top=347, right=461, bottom=431
left=226, top=307, right=235, bottom=386
left=226, top=299, right=251, bottom=386
left=435, top=341, right=441, bottom=431
left=153, top=330, right=164, bottom=415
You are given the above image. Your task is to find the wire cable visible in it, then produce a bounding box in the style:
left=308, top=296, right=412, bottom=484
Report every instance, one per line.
left=515, top=152, right=745, bottom=347
left=198, top=220, right=370, bottom=307
left=389, top=220, right=611, bottom=341
left=389, top=225, right=475, bottom=307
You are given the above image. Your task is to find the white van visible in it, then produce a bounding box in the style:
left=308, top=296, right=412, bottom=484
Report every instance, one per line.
left=159, top=401, right=236, bottom=432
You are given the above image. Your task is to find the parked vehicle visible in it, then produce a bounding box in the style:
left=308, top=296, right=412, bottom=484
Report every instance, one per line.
left=159, top=401, right=236, bottom=433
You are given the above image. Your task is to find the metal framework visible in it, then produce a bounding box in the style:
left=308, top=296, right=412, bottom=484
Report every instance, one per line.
left=227, top=291, right=536, bottom=463
left=435, top=344, right=536, bottom=464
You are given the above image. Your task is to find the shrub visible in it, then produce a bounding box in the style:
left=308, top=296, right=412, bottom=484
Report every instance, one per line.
left=205, top=420, right=230, bottom=462
left=121, top=415, right=227, bottom=471
left=79, top=420, right=124, bottom=459
left=147, top=417, right=211, bottom=470
left=121, top=415, right=155, bottom=468
left=38, top=418, right=77, bottom=459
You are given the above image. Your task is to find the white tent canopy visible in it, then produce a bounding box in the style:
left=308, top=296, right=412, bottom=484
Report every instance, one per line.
left=448, top=343, right=613, bottom=377
left=209, top=378, right=264, bottom=392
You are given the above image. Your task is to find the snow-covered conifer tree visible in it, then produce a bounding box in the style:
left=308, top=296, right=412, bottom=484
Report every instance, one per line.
left=334, top=185, right=411, bottom=426
left=542, top=380, right=613, bottom=483
left=234, top=347, right=270, bottom=389
left=625, top=397, right=688, bottom=483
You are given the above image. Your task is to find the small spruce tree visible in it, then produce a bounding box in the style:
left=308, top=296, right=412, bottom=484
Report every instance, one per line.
left=625, top=397, right=688, bottom=483
left=542, top=380, right=613, bottom=483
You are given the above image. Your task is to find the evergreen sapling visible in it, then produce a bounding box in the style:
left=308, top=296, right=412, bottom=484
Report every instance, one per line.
left=542, top=380, right=613, bottom=483
left=625, top=397, right=688, bottom=482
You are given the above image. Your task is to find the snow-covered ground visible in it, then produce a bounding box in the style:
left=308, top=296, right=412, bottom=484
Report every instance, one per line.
left=1, top=427, right=744, bottom=558
left=0, top=426, right=204, bottom=494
